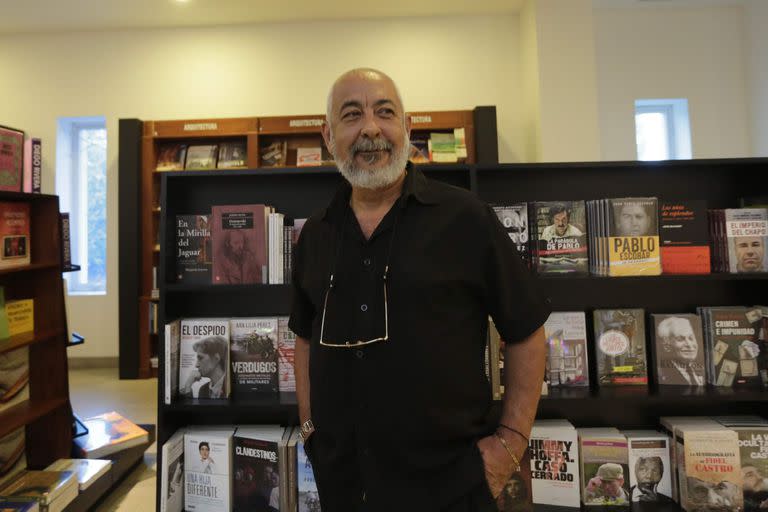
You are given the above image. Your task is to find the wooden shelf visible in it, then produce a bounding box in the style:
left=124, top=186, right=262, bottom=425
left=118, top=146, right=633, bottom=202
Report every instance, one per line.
left=0, top=261, right=59, bottom=276
left=0, top=327, right=64, bottom=355
left=161, top=394, right=297, bottom=425
left=537, top=272, right=768, bottom=281
left=0, top=397, right=68, bottom=439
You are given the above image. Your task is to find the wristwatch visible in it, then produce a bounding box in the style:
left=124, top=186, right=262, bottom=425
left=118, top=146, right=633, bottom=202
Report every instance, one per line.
left=299, top=419, right=315, bottom=442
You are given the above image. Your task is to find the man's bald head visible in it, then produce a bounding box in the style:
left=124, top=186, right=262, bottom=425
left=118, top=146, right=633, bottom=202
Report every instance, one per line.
left=326, top=68, right=405, bottom=123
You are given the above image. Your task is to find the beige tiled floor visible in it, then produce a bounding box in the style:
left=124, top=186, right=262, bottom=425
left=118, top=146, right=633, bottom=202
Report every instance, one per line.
left=68, top=367, right=158, bottom=511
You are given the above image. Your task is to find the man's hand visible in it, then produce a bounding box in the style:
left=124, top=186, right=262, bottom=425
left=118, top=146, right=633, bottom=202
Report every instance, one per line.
left=477, top=431, right=526, bottom=498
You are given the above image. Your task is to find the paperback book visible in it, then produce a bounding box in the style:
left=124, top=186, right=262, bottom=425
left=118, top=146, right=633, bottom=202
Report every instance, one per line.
left=230, top=318, right=279, bottom=396
left=212, top=204, right=268, bottom=285
left=73, top=411, right=149, bottom=458
left=578, top=428, right=630, bottom=507
left=160, top=429, right=185, bottom=512
left=725, top=208, right=768, bottom=274
left=233, top=426, right=283, bottom=512
left=492, top=203, right=530, bottom=268
left=45, top=459, right=111, bottom=491
left=277, top=317, right=296, bottom=394
left=651, top=314, right=706, bottom=386
left=623, top=431, right=673, bottom=503
left=175, top=215, right=212, bottom=284
left=660, top=200, right=711, bottom=274
left=185, top=427, right=234, bottom=512
left=594, top=309, right=648, bottom=386
left=0, top=202, right=30, bottom=269
left=544, top=312, right=589, bottom=388
left=529, top=419, right=580, bottom=510
left=156, top=143, right=187, bottom=171
left=179, top=319, right=230, bottom=399
left=532, top=201, right=588, bottom=274
left=732, top=426, right=768, bottom=512
left=607, top=197, right=661, bottom=276
left=699, top=307, right=763, bottom=387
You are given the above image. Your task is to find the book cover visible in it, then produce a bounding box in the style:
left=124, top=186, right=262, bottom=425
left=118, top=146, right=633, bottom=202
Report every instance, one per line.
left=496, top=449, right=534, bottom=512
left=185, top=145, right=218, bottom=170
left=678, top=426, right=743, bottom=512
left=22, top=138, right=41, bottom=194
left=651, top=314, right=706, bottom=386
left=703, top=307, right=763, bottom=387
left=45, top=459, right=111, bottom=491
left=296, top=147, right=322, bottom=167
left=5, top=300, right=33, bottom=337
left=544, top=312, right=589, bottom=388
left=488, top=318, right=506, bottom=399
left=660, top=201, right=711, bottom=274
left=230, top=318, right=279, bottom=396
left=733, top=427, right=768, bottom=512
left=492, top=203, right=530, bottom=268
left=533, top=201, right=588, bottom=274
left=578, top=428, right=630, bottom=506
left=0, top=471, right=76, bottom=505
left=0, top=498, right=38, bottom=511
left=217, top=142, right=247, bottom=169
left=175, top=215, right=212, bottom=284
left=179, top=319, right=230, bottom=399
left=623, top=431, right=673, bottom=503
left=160, top=429, right=185, bottom=512
left=164, top=319, right=180, bottom=405
left=429, top=133, right=457, bottom=163
left=297, top=438, right=321, bottom=512
left=0, top=347, right=28, bottom=406
left=260, top=141, right=287, bottom=167
left=73, top=411, right=149, bottom=459
left=660, top=417, right=719, bottom=504
left=0, top=429, right=25, bottom=487
left=594, top=309, right=648, bottom=386
left=233, top=426, right=283, bottom=512
left=0, top=126, right=24, bottom=193
left=277, top=317, right=296, bottom=394
left=608, top=197, right=661, bottom=276
left=725, top=208, right=768, bottom=274
left=529, top=419, right=581, bottom=510
left=156, top=143, right=187, bottom=171
left=0, top=202, right=30, bottom=269
left=408, top=133, right=430, bottom=164
left=185, top=428, right=234, bottom=512
left=212, top=204, right=267, bottom=285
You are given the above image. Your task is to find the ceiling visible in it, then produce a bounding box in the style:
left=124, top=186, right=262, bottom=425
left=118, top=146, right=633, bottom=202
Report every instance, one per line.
left=0, top=0, right=525, bottom=34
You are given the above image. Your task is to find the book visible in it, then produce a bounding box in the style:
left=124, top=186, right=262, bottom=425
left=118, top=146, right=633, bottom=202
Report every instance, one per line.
left=578, top=428, right=630, bottom=506
left=533, top=201, right=588, bottom=274
left=0, top=498, right=38, bottom=511
left=296, top=147, right=322, bottom=167
left=185, top=427, right=234, bottom=512
left=725, top=208, right=768, bottom=273
left=45, top=459, right=111, bottom=491
left=608, top=197, right=661, bottom=276
left=73, top=411, right=149, bottom=458
left=429, top=132, right=457, bottom=163
left=297, top=437, right=320, bottom=512
left=156, top=143, right=188, bottom=171
left=0, top=471, right=76, bottom=505
left=622, top=430, right=673, bottom=503
left=60, top=213, right=71, bottom=269
left=175, top=215, right=212, bottom=283
left=233, top=426, right=284, bottom=512
left=700, top=306, right=764, bottom=387
left=732, top=426, right=768, bottom=512
left=22, top=138, right=41, bottom=194
left=454, top=127, right=468, bottom=160
left=212, top=204, right=268, bottom=285
left=492, top=203, right=530, bottom=268
left=277, top=317, right=296, bottom=394
left=0, top=126, right=24, bottom=193
left=660, top=200, right=711, bottom=274
left=260, top=140, right=287, bottom=167
left=230, top=318, right=279, bottom=396
left=5, top=300, right=33, bottom=337
left=217, top=142, right=247, bottom=169
left=164, top=319, right=180, bottom=405
left=544, top=312, right=589, bottom=388
left=0, top=202, right=30, bottom=269
left=659, top=416, right=719, bottom=504
left=676, top=424, right=742, bottom=512
left=594, top=309, right=648, bottom=386
left=529, top=419, right=581, bottom=510
left=0, top=429, right=25, bottom=488
left=0, top=347, right=28, bottom=408
left=160, top=429, right=186, bottom=512
left=185, top=145, right=218, bottom=170
left=179, top=319, right=230, bottom=399
left=488, top=318, right=505, bottom=400
left=651, top=314, right=706, bottom=386
left=408, top=133, right=430, bottom=164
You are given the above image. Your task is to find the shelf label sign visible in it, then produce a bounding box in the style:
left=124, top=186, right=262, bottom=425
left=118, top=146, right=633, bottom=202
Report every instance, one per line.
left=289, top=119, right=324, bottom=128
left=184, top=123, right=218, bottom=131
left=411, top=115, right=432, bottom=124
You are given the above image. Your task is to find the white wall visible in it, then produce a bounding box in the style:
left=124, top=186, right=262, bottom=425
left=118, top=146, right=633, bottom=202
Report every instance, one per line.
left=744, top=0, right=768, bottom=156
left=594, top=6, right=751, bottom=161
left=0, top=15, right=523, bottom=359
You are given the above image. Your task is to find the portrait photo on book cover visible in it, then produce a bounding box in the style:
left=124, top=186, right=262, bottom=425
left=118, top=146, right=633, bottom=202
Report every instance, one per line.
left=612, top=200, right=657, bottom=237
left=686, top=476, right=741, bottom=512
left=629, top=456, right=673, bottom=503
left=3, top=235, right=27, bottom=259
left=655, top=316, right=705, bottom=386
left=584, top=462, right=630, bottom=505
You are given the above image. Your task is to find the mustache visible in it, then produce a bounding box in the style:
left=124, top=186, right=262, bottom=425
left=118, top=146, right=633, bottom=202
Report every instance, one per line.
left=350, top=137, right=393, bottom=154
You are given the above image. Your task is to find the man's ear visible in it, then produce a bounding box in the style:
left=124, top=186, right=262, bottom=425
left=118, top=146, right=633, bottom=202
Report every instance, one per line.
left=405, top=115, right=412, bottom=140
left=321, top=122, right=333, bottom=153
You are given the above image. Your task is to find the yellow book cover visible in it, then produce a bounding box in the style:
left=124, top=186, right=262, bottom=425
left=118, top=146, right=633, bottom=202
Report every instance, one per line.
left=5, top=300, right=33, bottom=337
left=607, top=197, right=662, bottom=276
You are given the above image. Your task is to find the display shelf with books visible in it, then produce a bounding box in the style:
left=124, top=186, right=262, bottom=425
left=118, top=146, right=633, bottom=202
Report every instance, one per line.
left=0, top=327, right=64, bottom=355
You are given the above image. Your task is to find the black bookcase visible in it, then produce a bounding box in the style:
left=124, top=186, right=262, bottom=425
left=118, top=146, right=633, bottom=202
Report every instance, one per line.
left=154, top=158, right=768, bottom=510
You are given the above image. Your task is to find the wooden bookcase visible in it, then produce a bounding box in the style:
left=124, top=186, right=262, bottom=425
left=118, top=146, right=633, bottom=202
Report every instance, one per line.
left=0, top=191, right=72, bottom=470
left=153, top=158, right=768, bottom=512
left=118, top=108, right=498, bottom=379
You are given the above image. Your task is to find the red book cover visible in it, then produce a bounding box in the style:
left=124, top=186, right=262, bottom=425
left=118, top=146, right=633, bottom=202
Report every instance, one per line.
left=660, top=200, right=711, bottom=274
left=0, top=126, right=24, bottom=193
left=212, top=204, right=267, bottom=285
left=0, top=202, right=31, bottom=269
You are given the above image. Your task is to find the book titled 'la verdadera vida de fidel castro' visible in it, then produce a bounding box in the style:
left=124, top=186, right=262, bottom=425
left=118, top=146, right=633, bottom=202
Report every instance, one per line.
left=660, top=200, right=711, bottom=274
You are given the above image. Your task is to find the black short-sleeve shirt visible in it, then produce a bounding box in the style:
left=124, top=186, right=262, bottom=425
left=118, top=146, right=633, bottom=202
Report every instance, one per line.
left=289, top=164, right=550, bottom=511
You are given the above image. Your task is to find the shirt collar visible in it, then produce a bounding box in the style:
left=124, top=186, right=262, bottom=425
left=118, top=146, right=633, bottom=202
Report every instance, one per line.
left=322, top=162, right=440, bottom=222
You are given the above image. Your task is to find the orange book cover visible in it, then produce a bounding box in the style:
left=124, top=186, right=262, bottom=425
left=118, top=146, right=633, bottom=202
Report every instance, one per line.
left=0, top=203, right=30, bottom=269
left=73, top=411, right=149, bottom=459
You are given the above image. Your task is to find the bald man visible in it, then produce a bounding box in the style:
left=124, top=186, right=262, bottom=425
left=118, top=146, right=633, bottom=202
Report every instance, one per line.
left=289, top=68, right=550, bottom=511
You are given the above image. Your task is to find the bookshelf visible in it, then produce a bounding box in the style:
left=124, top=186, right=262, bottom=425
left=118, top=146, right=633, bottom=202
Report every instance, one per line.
left=118, top=109, right=498, bottom=379
left=0, top=192, right=73, bottom=471
left=152, top=158, right=767, bottom=511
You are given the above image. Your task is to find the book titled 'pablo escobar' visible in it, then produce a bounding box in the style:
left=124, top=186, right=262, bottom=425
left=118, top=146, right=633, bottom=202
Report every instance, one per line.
left=608, top=197, right=661, bottom=276
left=594, top=309, right=648, bottom=386
left=532, top=201, right=588, bottom=274
left=230, top=318, right=279, bottom=396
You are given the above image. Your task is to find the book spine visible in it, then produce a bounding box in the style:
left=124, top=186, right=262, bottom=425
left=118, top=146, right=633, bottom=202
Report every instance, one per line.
left=60, top=213, right=71, bottom=268
left=31, top=139, right=42, bottom=193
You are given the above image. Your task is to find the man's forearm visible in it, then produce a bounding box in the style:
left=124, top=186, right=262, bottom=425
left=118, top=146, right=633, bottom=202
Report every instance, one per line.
left=295, top=336, right=311, bottom=425
left=499, top=326, right=546, bottom=452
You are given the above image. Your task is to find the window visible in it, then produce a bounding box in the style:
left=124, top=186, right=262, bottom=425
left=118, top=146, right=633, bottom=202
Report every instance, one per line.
left=56, top=117, right=107, bottom=294
left=634, top=99, right=692, bottom=161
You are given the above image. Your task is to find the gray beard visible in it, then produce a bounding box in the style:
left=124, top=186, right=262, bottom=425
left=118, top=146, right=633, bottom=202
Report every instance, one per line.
left=334, top=133, right=411, bottom=190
